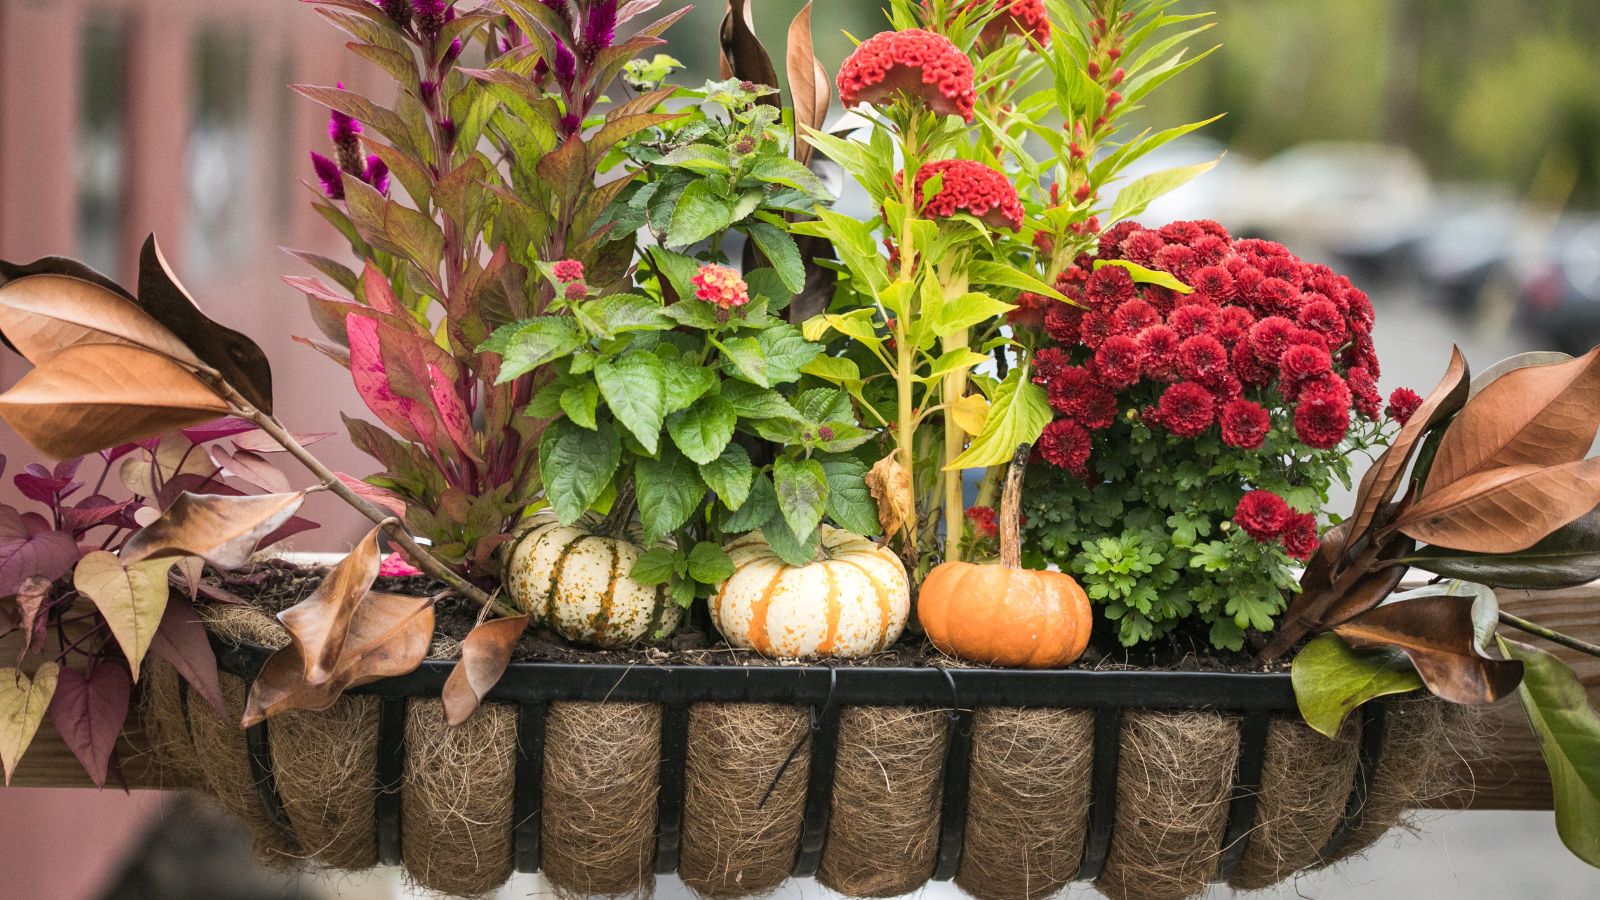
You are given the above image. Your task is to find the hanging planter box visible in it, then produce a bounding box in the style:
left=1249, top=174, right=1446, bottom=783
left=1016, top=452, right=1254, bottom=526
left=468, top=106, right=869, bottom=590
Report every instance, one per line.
left=141, top=602, right=1464, bottom=900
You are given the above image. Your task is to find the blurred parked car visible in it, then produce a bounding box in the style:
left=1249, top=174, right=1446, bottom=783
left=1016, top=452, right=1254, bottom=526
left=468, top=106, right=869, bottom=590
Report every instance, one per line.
left=1517, top=216, right=1600, bottom=354
left=1414, top=187, right=1525, bottom=315
left=1243, top=142, right=1434, bottom=272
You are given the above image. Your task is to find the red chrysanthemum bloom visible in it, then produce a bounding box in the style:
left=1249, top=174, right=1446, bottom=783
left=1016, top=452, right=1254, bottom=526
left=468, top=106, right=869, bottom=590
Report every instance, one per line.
left=1215, top=305, right=1256, bottom=346
left=1079, top=311, right=1114, bottom=350
left=1279, top=343, right=1332, bottom=384
left=1098, top=220, right=1141, bottom=258
left=1287, top=326, right=1329, bottom=353
left=964, top=0, right=1051, bottom=46
left=1168, top=302, right=1219, bottom=339
left=1220, top=399, right=1270, bottom=449
left=1008, top=291, right=1052, bottom=329
left=1032, top=346, right=1070, bottom=384
left=1157, top=381, right=1216, bottom=438
left=1294, top=377, right=1352, bottom=450
left=1232, top=341, right=1273, bottom=386
left=1249, top=316, right=1295, bottom=366
left=1038, top=419, right=1093, bottom=477
left=1231, top=266, right=1265, bottom=304
left=838, top=28, right=977, bottom=122
left=1120, top=230, right=1166, bottom=266
left=1138, top=324, right=1181, bottom=382
left=1085, top=265, right=1136, bottom=309
left=1178, top=334, right=1229, bottom=384
left=1255, top=277, right=1300, bottom=316
left=691, top=263, right=750, bottom=308
left=1094, top=334, right=1144, bottom=390
left=1111, top=298, right=1160, bottom=335
left=965, top=505, right=999, bottom=539
left=1347, top=365, right=1383, bottom=419
left=1296, top=297, right=1346, bottom=344
left=1189, top=265, right=1235, bottom=301
left=1159, top=220, right=1206, bottom=245
left=1281, top=512, right=1320, bottom=560
left=552, top=259, right=585, bottom=282
left=1046, top=365, right=1117, bottom=429
left=1234, top=490, right=1291, bottom=541
left=910, top=159, right=1024, bottom=230
left=1386, top=387, right=1423, bottom=424
left=1044, top=302, right=1084, bottom=344
left=1152, top=244, right=1199, bottom=281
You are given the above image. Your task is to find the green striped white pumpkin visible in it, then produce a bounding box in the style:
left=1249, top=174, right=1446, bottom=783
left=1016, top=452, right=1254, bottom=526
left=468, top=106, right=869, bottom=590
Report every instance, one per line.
left=712, top=526, right=909, bottom=659
left=503, top=510, right=680, bottom=648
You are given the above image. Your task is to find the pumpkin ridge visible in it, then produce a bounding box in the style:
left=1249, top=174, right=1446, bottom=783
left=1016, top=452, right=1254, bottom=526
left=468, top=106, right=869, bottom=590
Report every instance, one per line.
left=545, top=533, right=588, bottom=625
left=837, top=558, right=893, bottom=652
left=595, top=539, right=620, bottom=642
left=815, top=565, right=840, bottom=656
left=749, top=566, right=785, bottom=656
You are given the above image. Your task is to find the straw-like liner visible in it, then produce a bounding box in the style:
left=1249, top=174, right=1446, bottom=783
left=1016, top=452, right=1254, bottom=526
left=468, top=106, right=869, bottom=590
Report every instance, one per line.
left=401, top=698, right=517, bottom=897
left=1229, top=715, right=1360, bottom=889
left=270, top=695, right=380, bottom=871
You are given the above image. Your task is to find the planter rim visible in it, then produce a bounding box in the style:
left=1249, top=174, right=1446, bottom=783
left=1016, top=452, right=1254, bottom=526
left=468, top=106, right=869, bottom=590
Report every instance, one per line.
left=199, top=633, right=1387, bottom=887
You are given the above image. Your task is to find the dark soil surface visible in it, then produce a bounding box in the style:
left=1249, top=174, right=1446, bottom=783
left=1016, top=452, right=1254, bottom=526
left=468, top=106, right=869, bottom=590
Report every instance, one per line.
left=210, top=559, right=1291, bottom=674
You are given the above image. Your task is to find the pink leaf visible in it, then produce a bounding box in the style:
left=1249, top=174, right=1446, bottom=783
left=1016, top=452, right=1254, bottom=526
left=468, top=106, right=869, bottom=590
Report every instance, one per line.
left=148, top=593, right=227, bottom=720
left=0, top=506, right=78, bottom=596
left=179, top=417, right=259, bottom=445
left=346, top=314, right=424, bottom=442
left=427, top=364, right=478, bottom=460
left=361, top=262, right=404, bottom=317
left=47, top=663, right=131, bottom=787
left=335, top=472, right=409, bottom=519
left=232, top=430, right=334, bottom=454
left=379, top=552, right=424, bottom=577
left=207, top=445, right=292, bottom=494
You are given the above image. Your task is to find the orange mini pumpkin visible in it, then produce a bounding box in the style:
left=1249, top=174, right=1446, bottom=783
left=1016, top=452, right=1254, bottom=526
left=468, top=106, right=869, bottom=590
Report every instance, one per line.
left=918, top=447, right=1092, bottom=668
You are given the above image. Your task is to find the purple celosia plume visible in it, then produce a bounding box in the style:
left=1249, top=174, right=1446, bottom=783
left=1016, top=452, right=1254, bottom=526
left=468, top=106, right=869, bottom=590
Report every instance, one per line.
left=375, top=0, right=412, bottom=28
left=364, top=156, right=390, bottom=195
left=329, top=82, right=365, bottom=176
left=414, top=0, right=449, bottom=41
left=311, top=152, right=344, bottom=200
left=541, top=0, right=574, bottom=29
left=552, top=39, right=577, bottom=88
left=581, top=0, right=618, bottom=59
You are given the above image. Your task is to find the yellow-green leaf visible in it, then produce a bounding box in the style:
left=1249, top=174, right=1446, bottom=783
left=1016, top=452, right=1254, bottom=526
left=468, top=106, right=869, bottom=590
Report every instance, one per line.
left=0, top=662, right=59, bottom=785
left=944, top=367, right=1051, bottom=470
left=73, top=551, right=177, bottom=681
left=1291, top=633, right=1424, bottom=738
left=1093, top=259, right=1194, bottom=294
left=1501, top=637, right=1600, bottom=867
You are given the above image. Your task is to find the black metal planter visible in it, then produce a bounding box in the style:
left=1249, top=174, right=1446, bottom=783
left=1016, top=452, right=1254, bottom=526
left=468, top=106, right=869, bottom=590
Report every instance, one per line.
left=205, top=636, right=1389, bottom=888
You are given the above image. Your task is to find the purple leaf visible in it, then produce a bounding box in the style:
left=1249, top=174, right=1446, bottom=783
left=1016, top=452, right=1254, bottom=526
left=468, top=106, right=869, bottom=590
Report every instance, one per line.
left=15, top=463, right=82, bottom=505
left=258, top=515, right=320, bottom=550
left=60, top=496, right=137, bottom=534
left=180, top=417, right=259, bottom=445
left=148, top=594, right=226, bottom=720
left=0, top=506, right=79, bottom=596
left=47, top=662, right=131, bottom=788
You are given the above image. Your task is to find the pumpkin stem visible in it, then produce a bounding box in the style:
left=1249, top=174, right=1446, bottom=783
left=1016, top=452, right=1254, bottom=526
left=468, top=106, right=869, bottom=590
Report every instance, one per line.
left=602, top=478, right=638, bottom=539
left=1000, top=444, right=1030, bottom=570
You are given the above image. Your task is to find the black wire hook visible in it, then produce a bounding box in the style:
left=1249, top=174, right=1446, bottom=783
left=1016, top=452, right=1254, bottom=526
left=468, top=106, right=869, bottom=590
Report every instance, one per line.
left=759, top=665, right=837, bottom=808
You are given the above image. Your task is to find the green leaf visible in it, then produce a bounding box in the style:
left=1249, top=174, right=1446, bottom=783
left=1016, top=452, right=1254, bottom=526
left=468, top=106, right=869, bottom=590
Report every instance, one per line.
left=801, top=356, right=862, bottom=384
left=596, top=351, right=667, bottom=454
left=745, top=155, right=827, bottom=196
left=821, top=457, right=880, bottom=537
left=666, top=179, right=734, bottom=249
left=1291, top=633, right=1425, bottom=739
left=945, top=367, right=1053, bottom=470
left=667, top=396, right=738, bottom=465
left=968, top=261, right=1073, bottom=304
left=755, top=324, right=822, bottom=385
left=630, top=547, right=681, bottom=585
left=930, top=292, right=1016, bottom=336
left=774, top=456, right=828, bottom=540
left=660, top=359, right=718, bottom=414
left=657, top=143, right=733, bottom=174
left=539, top=419, right=621, bottom=524
left=650, top=247, right=702, bottom=302
left=793, top=388, right=854, bottom=425
left=559, top=382, right=599, bottom=430
left=635, top=446, right=705, bottom=543
left=718, top=336, right=770, bottom=387
left=721, top=381, right=800, bottom=420
left=1094, top=259, right=1193, bottom=294
left=745, top=221, right=806, bottom=294
left=761, top=512, right=821, bottom=567
left=591, top=293, right=672, bottom=334
left=687, top=541, right=735, bottom=584
left=485, top=317, right=584, bottom=383
left=1110, top=159, right=1219, bottom=223
left=702, top=442, right=754, bottom=511
left=1500, top=637, right=1600, bottom=867
left=922, top=348, right=991, bottom=383
left=723, top=471, right=776, bottom=532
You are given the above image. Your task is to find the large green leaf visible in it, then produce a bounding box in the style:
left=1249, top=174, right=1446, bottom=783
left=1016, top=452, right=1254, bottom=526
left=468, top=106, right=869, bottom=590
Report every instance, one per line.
left=723, top=471, right=776, bottom=532
left=820, top=456, right=880, bottom=537
left=596, top=351, right=667, bottom=454
left=1401, top=506, right=1600, bottom=590
left=720, top=381, right=800, bottom=420
left=773, top=456, right=827, bottom=540
left=760, top=510, right=822, bottom=567
left=929, top=292, right=1016, bottom=337
left=1110, top=159, right=1218, bottom=223
left=635, top=446, right=705, bottom=542
left=755, top=324, right=821, bottom=385
left=667, top=396, right=737, bottom=465
left=485, top=317, right=584, bottom=383
left=945, top=367, right=1052, bottom=470
left=666, top=179, right=734, bottom=249
left=1500, top=637, right=1600, bottom=867
left=1291, top=633, right=1424, bottom=738
left=719, top=336, right=771, bottom=387
left=745, top=221, right=806, bottom=294
left=539, top=419, right=620, bottom=524
left=702, top=442, right=754, bottom=511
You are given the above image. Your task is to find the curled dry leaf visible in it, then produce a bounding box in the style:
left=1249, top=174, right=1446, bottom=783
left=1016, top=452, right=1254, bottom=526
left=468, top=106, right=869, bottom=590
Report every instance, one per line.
left=442, top=614, right=529, bottom=726
left=47, top=662, right=131, bottom=788
left=0, top=662, right=59, bottom=785
left=1394, top=458, right=1600, bottom=554
left=0, top=343, right=232, bottom=459
left=1468, top=350, right=1575, bottom=399
left=14, top=576, right=52, bottom=659
left=786, top=2, right=830, bottom=166
left=207, top=444, right=291, bottom=494
left=121, top=490, right=307, bottom=570
left=242, top=591, right=434, bottom=728
left=0, top=254, right=135, bottom=301
left=277, top=526, right=383, bottom=686
left=865, top=452, right=914, bottom=542
left=1427, top=346, right=1600, bottom=492
left=137, top=236, right=275, bottom=414
left=0, top=273, right=202, bottom=368
left=73, top=551, right=177, bottom=681
left=1334, top=591, right=1523, bottom=706
left=1400, top=504, right=1600, bottom=590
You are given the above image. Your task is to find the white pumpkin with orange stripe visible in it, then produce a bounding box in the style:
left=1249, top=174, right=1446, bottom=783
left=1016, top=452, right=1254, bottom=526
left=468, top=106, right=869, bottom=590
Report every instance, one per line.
left=712, top=526, right=909, bottom=658
left=503, top=510, right=680, bottom=648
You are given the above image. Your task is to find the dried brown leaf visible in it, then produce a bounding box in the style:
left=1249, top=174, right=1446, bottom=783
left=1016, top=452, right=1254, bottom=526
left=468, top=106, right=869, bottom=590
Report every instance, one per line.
left=121, top=490, right=307, bottom=570
left=1335, top=594, right=1523, bottom=705
left=0, top=274, right=202, bottom=368
left=277, top=526, right=384, bottom=686
left=865, top=452, right=914, bottom=542
left=1395, top=458, right=1600, bottom=553
left=442, top=615, right=528, bottom=726
left=786, top=2, right=830, bottom=165
left=720, top=0, right=780, bottom=104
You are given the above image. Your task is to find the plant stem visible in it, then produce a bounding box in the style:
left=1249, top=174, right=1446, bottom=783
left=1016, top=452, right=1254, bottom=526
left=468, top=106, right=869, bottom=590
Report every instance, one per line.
left=940, top=270, right=971, bottom=564
left=1499, top=610, right=1600, bottom=659
left=999, top=445, right=1030, bottom=570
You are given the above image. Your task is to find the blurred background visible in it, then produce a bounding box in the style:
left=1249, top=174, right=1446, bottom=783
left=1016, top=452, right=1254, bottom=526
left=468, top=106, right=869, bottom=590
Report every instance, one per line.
left=1, top=0, right=1598, bottom=897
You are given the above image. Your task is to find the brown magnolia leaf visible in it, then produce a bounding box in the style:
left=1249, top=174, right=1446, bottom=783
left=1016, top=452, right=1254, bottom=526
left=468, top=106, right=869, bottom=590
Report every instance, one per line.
left=137, top=236, right=275, bottom=414
left=720, top=0, right=780, bottom=105
left=119, top=433, right=215, bottom=498
left=0, top=662, right=59, bottom=785
left=786, top=2, right=830, bottom=165
left=1335, top=593, right=1523, bottom=705
left=1, top=255, right=134, bottom=301
left=277, top=526, right=384, bottom=686
left=242, top=591, right=434, bottom=727
left=0, top=343, right=233, bottom=459
left=443, top=615, right=529, bottom=726
left=1468, top=351, right=1574, bottom=399
left=866, top=452, right=914, bottom=542
left=1426, top=347, right=1600, bottom=493
left=1343, top=347, right=1469, bottom=556
left=73, top=551, right=177, bottom=681
left=1395, top=458, right=1600, bottom=553
left=1265, top=512, right=1414, bottom=660
left=121, top=490, right=307, bottom=570
left=0, top=274, right=203, bottom=368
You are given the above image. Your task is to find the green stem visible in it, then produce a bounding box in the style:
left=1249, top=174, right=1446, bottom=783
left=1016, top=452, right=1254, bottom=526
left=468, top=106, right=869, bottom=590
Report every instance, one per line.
left=941, top=271, right=971, bottom=564
left=1499, top=610, right=1600, bottom=659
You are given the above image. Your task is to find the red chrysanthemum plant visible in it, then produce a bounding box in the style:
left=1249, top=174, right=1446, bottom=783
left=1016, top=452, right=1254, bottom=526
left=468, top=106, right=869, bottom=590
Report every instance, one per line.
left=798, top=3, right=1069, bottom=575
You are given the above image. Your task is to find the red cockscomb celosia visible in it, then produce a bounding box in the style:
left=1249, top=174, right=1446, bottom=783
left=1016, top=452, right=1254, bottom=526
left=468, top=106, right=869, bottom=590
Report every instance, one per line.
left=965, top=505, right=999, bottom=538
left=1220, top=399, right=1270, bottom=449
left=910, top=159, right=1024, bottom=230
left=691, top=264, right=750, bottom=309
left=1156, top=381, right=1215, bottom=438
left=1386, top=387, right=1423, bottom=424
left=1008, top=291, right=1052, bottom=329
left=1234, top=490, right=1291, bottom=541
left=964, top=0, right=1051, bottom=47
left=1038, top=419, right=1093, bottom=477
left=1281, top=512, right=1320, bottom=560
left=552, top=259, right=585, bottom=282
left=838, top=28, right=977, bottom=122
